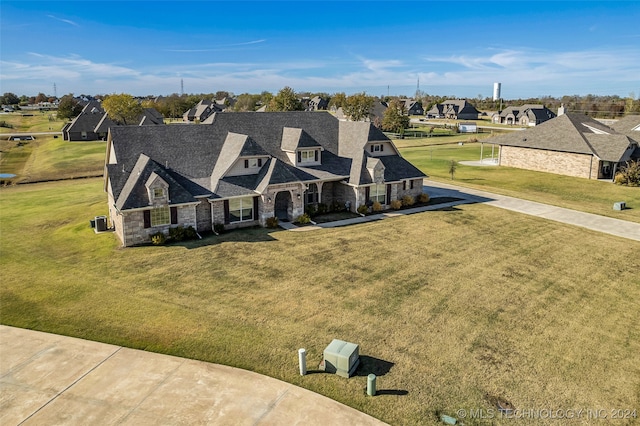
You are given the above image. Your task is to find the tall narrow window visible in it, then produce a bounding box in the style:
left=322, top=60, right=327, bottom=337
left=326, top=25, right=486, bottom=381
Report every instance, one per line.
left=370, top=184, right=386, bottom=204
left=305, top=183, right=318, bottom=205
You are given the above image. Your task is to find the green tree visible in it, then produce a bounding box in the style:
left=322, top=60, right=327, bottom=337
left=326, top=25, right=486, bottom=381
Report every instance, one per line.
left=56, top=94, right=83, bottom=120
left=267, top=87, right=303, bottom=111
left=343, top=92, right=374, bottom=121
left=328, top=92, right=346, bottom=110
left=0, top=92, right=19, bottom=106
left=234, top=93, right=260, bottom=112
left=381, top=99, right=410, bottom=133
left=102, top=93, right=143, bottom=125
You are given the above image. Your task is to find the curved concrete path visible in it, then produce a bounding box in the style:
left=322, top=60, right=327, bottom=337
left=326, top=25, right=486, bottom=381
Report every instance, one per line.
left=0, top=326, right=387, bottom=426
left=423, top=180, right=640, bottom=242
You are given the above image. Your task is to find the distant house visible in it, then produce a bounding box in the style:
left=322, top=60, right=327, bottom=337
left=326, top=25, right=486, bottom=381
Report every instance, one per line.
left=104, top=112, right=427, bottom=246
left=485, top=113, right=640, bottom=180
left=335, top=102, right=388, bottom=123
left=63, top=101, right=163, bottom=141
left=182, top=100, right=223, bottom=122
left=307, top=96, right=329, bottom=111
left=400, top=99, right=424, bottom=116
left=426, top=100, right=480, bottom=120
left=492, top=104, right=556, bottom=126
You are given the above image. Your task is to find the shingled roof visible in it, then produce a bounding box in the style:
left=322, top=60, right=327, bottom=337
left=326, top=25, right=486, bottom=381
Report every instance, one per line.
left=484, top=113, right=637, bottom=161
left=106, top=112, right=426, bottom=210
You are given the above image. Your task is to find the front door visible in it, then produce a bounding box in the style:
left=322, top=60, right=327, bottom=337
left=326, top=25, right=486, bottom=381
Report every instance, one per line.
left=274, top=191, right=291, bottom=221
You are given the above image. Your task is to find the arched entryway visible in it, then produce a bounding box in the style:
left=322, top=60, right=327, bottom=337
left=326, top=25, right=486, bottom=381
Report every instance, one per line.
left=274, top=191, right=292, bottom=221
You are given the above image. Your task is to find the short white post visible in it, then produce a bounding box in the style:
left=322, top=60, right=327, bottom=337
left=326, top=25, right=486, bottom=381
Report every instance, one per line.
left=298, top=348, right=307, bottom=375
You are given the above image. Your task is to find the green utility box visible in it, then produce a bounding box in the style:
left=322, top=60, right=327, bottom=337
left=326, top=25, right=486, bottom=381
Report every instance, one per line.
left=321, top=339, right=360, bottom=378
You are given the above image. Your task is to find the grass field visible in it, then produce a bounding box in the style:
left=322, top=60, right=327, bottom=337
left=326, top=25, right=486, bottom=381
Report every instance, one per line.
left=398, top=141, right=640, bottom=223
left=0, top=111, right=65, bottom=133
left=0, top=136, right=105, bottom=183
left=1, top=178, right=639, bottom=425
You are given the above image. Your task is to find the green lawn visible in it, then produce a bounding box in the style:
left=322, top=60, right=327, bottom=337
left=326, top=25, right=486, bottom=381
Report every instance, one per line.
left=0, top=111, right=65, bottom=133
left=1, top=178, right=639, bottom=425
left=399, top=142, right=640, bottom=223
left=0, top=136, right=105, bottom=183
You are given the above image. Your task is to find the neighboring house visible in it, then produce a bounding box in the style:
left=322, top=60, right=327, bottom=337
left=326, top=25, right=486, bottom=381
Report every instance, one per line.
left=426, top=100, right=480, bottom=120
left=182, top=99, right=223, bottom=122
left=400, top=99, right=424, bottom=116
left=307, top=96, right=329, bottom=111
left=492, top=104, right=556, bottom=126
left=63, top=102, right=164, bottom=141
left=104, top=112, right=427, bottom=247
left=335, top=101, right=388, bottom=123
left=62, top=101, right=106, bottom=141
left=485, top=113, right=640, bottom=180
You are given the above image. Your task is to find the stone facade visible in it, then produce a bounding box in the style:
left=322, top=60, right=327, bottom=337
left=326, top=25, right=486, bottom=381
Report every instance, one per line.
left=500, top=146, right=596, bottom=179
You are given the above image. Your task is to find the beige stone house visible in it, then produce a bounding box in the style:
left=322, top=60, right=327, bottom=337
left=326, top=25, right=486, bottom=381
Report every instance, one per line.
left=104, top=112, right=426, bottom=246
left=485, top=113, right=640, bottom=180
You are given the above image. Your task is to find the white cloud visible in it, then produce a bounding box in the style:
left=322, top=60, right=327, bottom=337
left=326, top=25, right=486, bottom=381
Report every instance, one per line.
left=47, top=15, right=79, bottom=27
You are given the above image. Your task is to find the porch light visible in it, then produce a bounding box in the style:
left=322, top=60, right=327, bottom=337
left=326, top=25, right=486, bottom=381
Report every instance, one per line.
left=297, top=193, right=301, bottom=199
left=267, top=197, right=272, bottom=203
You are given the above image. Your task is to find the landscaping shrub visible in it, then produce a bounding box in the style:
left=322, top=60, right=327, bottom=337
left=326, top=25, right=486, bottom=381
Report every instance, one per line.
left=402, top=195, right=415, bottom=207
left=169, top=226, right=186, bottom=241
left=357, top=204, right=369, bottom=215
left=213, top=223, right=225, bottom=234
left=390, top=199, right=402, bottom=210
left=372, top=201, right=383, bottom=212
left=0, top=121, right=14, bottom=129
left=614, top=160, right=640, bottom=187
left=418, top=192, right=430, bottom=203
left=150, top=232, right=166, bottom=245
left=317, top=203, right=329, bottom=215
left=296, top=213, right=311, bottom=224
left=169, top=225, right=198, bottom=242
left=184, top=226, right=197, bottom=239
left=330, top=200, right=345, bottom=212
left=305, top=204, right=317, bottom=217
left=266, top=216, right=279, bottom=228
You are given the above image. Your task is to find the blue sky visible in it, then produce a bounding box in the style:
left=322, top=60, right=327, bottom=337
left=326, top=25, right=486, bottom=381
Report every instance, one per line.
left=1, top=1, right=639, bottom=99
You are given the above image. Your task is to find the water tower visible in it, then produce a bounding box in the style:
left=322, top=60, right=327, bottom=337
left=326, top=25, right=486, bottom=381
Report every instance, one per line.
left=493, top=82, right=501, bottom=101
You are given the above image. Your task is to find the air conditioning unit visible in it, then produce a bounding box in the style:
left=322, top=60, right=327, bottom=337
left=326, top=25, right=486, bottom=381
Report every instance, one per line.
left=95, top=216, right=107, bottom=232
left=320, top=339, right=359, bottom=378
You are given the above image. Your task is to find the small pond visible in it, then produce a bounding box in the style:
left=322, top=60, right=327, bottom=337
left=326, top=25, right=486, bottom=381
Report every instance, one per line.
left=0, top=173, right=17, bottom=178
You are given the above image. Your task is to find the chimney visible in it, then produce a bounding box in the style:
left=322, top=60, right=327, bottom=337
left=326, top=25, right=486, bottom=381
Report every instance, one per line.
left=558, top=104, right=565, bottom=116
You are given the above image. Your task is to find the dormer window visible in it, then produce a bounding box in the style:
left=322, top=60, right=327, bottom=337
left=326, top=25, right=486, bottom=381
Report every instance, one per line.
left=153, top=188, right=164, bottom=198
left=370, top=144, right=384, bottom=153
left=297, top=149, right=318, bottom=164
left=244, top=158, right=263, bottom=168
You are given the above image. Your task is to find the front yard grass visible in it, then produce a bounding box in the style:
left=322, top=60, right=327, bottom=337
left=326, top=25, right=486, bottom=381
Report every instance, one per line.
left=1, top=178, right=639, bottom=425
left=400, top=142, right=640, bottom=223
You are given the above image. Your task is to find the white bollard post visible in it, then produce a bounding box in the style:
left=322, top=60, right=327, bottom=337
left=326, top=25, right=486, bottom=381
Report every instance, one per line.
left=298, top=348, right=307, bottom=375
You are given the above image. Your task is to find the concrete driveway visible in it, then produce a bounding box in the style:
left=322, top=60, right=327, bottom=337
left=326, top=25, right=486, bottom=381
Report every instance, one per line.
left=0, top=326, right=387, bottom=426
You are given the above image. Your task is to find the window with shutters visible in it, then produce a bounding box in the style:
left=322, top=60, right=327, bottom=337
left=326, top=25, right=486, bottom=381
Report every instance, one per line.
left=150, top=207, right=170, bottom=226
left=228, top=197, right=254, bottom=223
left=245, top=158, right=262, bottom=169
left=370, top=184, right=386, bottom=204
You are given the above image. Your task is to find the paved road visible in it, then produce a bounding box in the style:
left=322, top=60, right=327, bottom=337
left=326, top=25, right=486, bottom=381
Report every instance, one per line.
left=0, top=326, right=387, bottom=426
left=423, top=180, right=640, bottom=242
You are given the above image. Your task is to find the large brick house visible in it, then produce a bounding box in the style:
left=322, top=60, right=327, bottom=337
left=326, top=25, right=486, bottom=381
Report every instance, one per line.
left=486, top=113, right=640, bottom=180
left=104, top=112, right=426, bottom=246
